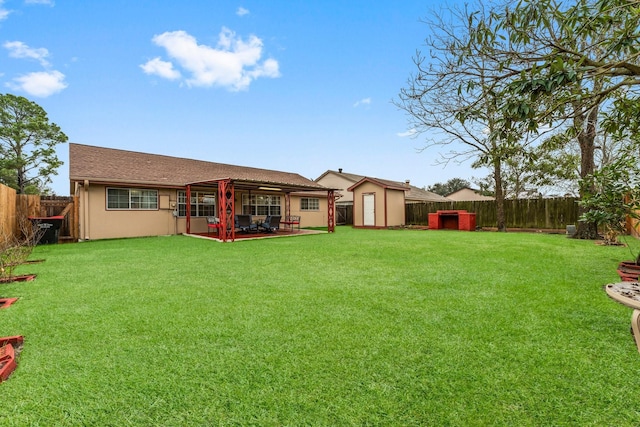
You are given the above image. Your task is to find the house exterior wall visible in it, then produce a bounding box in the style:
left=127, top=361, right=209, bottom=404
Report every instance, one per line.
left=76, top=184, right=330, bottom=240
left=315, top=173, right=355, bottom=204
left=78, top=184, right=183, bottom=240
left=288, top=194, right=329, bottom=228
left=351, top=182, right=405, bottom=227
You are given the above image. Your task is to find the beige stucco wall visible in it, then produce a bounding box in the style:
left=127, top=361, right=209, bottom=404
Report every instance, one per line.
left=288, top=194, right=330, bottom=228
left=76, top=184, right=332, bottom=240
left=78, top=184, right=184, bottom=240
left=316, top=173, right=355, bottom=204
left=386, top=188, right=406, bottom=226
left=351, top=182, right=405, bottom=227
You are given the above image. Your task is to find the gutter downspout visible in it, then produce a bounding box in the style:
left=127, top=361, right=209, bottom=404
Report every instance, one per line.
left=83, top=180, right=90, bottom=240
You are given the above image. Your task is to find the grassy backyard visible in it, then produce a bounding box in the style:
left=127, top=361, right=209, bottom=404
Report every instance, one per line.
left=1, top=227, right=640, bottom=426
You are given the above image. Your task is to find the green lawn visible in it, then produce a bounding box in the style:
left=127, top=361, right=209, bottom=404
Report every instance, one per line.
left=1, top=227, right=639, bottom=426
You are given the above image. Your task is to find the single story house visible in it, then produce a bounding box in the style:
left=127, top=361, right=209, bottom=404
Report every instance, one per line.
left=69, top=144, right=335, bottom=241
left=316, top=169, right=449, bottom=228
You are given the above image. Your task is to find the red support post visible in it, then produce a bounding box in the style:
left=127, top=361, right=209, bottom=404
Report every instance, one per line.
left=218, top=180, right=235, bottom=242
left=285, top=192, right=291, bottom=224
left=327, top=190, right=335, bottom=233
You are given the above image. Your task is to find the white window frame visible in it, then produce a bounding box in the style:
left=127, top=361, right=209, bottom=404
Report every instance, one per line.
left=242, top=194, right=281, bottom=216
left=106, top=188, right=158, bottom=210
left=300, top=197, right=320, bottom=211
left=177, top=190, right=216, bottom=217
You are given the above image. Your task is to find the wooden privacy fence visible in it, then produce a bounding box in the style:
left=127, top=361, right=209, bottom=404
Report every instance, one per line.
left=0, top=183, right=79, bottom=242
left=36, top=196, right=80, bottom=242
left=406, top=197, right=580, bottom=230
left=0, top=184, right=16, bottom=238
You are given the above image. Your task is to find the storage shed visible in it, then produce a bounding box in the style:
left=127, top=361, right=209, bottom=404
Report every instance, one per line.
left=347, top=177, right=408, bottom=228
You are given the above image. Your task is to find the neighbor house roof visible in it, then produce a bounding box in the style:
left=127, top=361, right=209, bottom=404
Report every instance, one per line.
left=316, top=169, right=364, bottom=185
left=446, top=187, right=495, bottom=201
left=405, top=186, right=451, bottom=202
left=69, top=144, right=330, bottom=192
left=320, top=169, right=450, bottom=202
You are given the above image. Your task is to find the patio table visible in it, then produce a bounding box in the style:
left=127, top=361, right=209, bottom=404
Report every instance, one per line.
left=605, top=282, right=640, bottom=353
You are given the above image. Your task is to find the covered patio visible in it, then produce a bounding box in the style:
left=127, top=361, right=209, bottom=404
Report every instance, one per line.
left=190, top=227, right=326, bottom=242
left=184, top=177, right=335, bottom=242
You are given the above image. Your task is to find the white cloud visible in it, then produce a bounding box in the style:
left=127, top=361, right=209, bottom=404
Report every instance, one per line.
left=236, top=7, right=249, bottom=16
left=4, top=41, right=51, bottom=67
left=140, top=57, right=181, bottom=80
left=25, top=0, right=54, bottom=5
left=353, top=97, right=371, bottom=107
left=0, top=0, right=9, bottom=20
left=397, top=128, right=418, bottom=137
left=141, top=27, right=280, bottom=91
left=6, top=70, right=67, bottom=97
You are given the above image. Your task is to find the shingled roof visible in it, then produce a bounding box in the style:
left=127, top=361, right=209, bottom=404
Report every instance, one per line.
left=69, top=144, right=329, bottom=192
left=320, top=169, right=449, bottom=202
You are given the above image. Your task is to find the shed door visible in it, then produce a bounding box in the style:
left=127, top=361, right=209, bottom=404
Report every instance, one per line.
left=363, top=193, right=375, bottom=226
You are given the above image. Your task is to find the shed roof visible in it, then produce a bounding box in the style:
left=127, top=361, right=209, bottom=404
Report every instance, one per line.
left=328, top=170, right=449, bottom=202
left=347, top=177, right=408, bottom=192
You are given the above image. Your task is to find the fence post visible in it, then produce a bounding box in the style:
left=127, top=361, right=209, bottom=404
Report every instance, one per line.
left=0, top=184, right=17, bottom=239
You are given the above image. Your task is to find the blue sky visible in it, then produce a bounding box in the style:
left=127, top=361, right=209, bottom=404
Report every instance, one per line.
left=1, top=0, right=482, bottom=195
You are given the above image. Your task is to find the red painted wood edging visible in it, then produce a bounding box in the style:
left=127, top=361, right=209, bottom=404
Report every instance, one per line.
left=0, top=274, right=36, bottom=284
left=0, top=335, right=24, bottom=382
left=0, top=298, right=19, bottom=309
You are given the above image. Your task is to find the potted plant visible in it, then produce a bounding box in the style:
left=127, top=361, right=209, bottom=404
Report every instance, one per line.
left=579, top=153, right=640, bottom=281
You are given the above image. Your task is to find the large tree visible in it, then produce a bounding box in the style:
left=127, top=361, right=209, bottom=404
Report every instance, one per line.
left=470, top=0, right=640, bottom=237
left=396, top=3, right=534, bottom=231
left=0, top=94, right=67, bottom=194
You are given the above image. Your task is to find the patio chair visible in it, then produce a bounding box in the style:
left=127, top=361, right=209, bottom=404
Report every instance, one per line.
left=235, top=214, right=257, bottom=233
left=206, top=217, right=221, bottom=235
left=258, top=215, right=281, bottom=232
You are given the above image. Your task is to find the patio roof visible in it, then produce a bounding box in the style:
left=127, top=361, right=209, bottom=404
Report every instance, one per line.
left=185, top=177, right=331, bottom=193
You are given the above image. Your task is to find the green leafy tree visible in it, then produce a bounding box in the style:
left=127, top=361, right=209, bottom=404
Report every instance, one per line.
left=0, top=93, right=67, bottom=194
left=579, top=152, right=640, bottom=253
left=396, top=4, right=535, bottom=231
left=468, top=0, right=640, bottom=237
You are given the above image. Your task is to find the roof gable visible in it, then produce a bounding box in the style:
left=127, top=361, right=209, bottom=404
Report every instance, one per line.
left=347, top=177, right=408, bottom=192
left=316, top=170, right=364, bottom=184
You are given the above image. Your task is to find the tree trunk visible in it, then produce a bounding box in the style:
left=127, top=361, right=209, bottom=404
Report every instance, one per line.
left=494, top=158, right=507, bottom=232
left=16, top=169, right=26, bottom=195
left=573, top=96, right=600, bottom=239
